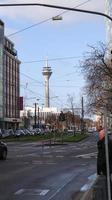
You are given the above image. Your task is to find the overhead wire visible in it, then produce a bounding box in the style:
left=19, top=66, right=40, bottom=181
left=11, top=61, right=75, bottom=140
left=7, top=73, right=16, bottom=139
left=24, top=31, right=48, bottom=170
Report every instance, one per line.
left=21, top=72, right=44, bottom=86
left=20, top=76, right=65, bottom=107
left=13, top=0, right=93, bottom=107
left=7, top=0, right=92, bottom=37
left=21, top=55, right=85, bottom=64
left=20, top=60, right=82, bottom=106
left=20, top=83, right=63, bottom=103
left=20, top=84, right=44, bottom=99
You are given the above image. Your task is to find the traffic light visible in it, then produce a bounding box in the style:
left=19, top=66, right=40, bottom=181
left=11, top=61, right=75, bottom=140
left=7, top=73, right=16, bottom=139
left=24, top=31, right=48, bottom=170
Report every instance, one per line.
left=59, top=111, right=65, bottom=121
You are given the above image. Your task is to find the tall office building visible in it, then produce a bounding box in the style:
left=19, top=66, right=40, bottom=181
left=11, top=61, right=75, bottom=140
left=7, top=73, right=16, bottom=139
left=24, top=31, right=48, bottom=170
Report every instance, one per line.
left=0, top=20, right=21, bottom=129
left=105, top=0, right=112, bottom=49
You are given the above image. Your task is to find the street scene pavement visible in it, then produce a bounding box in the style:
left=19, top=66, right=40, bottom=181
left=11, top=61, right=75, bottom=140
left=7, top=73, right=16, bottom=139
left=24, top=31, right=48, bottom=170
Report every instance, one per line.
left=0, top=134, right=98, bottom=200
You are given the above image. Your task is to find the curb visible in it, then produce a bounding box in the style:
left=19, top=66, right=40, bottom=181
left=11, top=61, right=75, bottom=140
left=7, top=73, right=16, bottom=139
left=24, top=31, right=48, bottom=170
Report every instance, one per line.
left=80, top=175, right=107, bottom=200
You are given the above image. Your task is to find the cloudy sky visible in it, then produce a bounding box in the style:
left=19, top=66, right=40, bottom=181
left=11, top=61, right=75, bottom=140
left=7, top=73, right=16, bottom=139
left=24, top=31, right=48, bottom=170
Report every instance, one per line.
left=0, top=0, right=107, bottom=112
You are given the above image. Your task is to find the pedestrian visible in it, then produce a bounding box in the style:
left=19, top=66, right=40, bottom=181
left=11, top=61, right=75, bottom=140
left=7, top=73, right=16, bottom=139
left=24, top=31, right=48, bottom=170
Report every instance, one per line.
left=97, top=126, right=112, bottom=176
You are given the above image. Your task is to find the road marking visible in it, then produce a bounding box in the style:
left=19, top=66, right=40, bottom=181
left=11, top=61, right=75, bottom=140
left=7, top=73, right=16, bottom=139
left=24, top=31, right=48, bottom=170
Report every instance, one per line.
left=15, top=188, right=49, bottom=196
left=15, top=189, right=25, bottom=195
left=32, top=161, right=43, bottom=164
left=40, top=189, right=50, bottom=196
left=56, top=155, right=64, bottom=158
left=32, top=161, right=56, bottom=165
left=76, top=152, right=97, bottom=159
left=81, top=163, right=87, bottom=166
left=16, top=153, right=37, bottom=158
left=55, top=150, right=65, bottom=152
left=80, top=173, right=97, bottom=191
left=47, top=171, right=79, bottom=200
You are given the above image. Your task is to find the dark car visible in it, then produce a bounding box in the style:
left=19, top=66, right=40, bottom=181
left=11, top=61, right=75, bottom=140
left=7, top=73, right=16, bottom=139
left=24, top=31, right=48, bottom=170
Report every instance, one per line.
left=0, top=141, right=7, bottom=160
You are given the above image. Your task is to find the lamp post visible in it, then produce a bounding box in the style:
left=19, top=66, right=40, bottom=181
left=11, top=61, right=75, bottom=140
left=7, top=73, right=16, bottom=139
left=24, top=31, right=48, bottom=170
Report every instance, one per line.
left=104, top=107, right=111, bottom=200
left=34, top=102, right=37, bottom=128
left=81, top=96, right=84, bottom=134
left=37, top=105, right=40, bottom=128
left=0, top=3, right=112, bottom=22
left=34, top=99, right=39, bottom=128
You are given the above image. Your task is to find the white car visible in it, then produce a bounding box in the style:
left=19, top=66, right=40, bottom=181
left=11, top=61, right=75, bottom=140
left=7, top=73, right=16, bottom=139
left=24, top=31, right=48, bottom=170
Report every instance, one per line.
left=15, top=130, right=25, bottom=136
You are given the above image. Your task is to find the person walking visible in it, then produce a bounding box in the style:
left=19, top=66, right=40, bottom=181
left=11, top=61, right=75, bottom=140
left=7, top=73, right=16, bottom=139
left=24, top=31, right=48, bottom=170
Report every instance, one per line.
left=97, top=126, right=112, bottom=175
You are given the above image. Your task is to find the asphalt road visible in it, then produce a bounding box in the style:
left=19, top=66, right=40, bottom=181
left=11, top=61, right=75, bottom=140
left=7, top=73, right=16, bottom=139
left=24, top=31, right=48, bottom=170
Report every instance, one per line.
left=0, top=133, right=98, bottom=200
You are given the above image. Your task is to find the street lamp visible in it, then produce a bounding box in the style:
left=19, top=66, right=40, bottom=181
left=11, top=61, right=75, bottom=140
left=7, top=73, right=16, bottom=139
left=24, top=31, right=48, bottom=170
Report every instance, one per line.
left=81, top=96, right=84, bottom=134
left=37, top=105, right=40, bottom=128
left=52, top=15, right=62, bottom=21
left=34, top=102, right=37, bottom=128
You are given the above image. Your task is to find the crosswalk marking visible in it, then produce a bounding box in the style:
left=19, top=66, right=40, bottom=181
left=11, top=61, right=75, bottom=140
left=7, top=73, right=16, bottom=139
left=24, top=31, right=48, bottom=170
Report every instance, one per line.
left=76, top=152, right=97, bottom=159
left=15, top=188, right=49, bottom=196
left=80, top=173, right=97, bottom=191
left=15, top=152, right=97, bottom=159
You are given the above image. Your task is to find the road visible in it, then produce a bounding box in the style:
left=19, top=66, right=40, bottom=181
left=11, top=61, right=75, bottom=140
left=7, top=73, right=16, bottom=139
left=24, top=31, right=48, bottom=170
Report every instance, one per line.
left=0, top=134, right=98, bottom=200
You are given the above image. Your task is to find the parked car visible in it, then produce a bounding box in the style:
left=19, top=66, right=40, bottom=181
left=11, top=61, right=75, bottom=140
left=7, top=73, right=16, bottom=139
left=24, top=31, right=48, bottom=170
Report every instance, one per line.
left=0, top=141, right=7, bottom=160
left=15, top=129, right=25, bottom=137
left=7, top=129, right=15, bottom=136
left=88, top=128, right=93, bottom=133
left=67, top=129, right=74, bottom=134
left=0, top=129, right=2, bottom=138
left=2, top=129, right=10, bottom=138
left=24, top=129, right=32, bottom=135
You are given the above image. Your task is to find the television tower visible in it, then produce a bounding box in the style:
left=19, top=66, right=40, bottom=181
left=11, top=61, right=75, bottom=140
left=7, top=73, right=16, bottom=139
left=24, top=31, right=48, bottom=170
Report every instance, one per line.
left=42, top=59, right=52, bottom=107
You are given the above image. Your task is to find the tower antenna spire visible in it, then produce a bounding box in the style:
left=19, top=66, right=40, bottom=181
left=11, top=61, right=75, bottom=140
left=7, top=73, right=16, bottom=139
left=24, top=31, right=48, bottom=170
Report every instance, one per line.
left=45, top=57, right=48, bottom=68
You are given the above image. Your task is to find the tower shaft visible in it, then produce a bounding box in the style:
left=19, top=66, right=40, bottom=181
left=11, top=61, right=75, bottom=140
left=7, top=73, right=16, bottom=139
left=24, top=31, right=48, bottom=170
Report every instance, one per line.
left=42, top=60, right=52, bottom=108
left=45, top=78, right=50, bottom=107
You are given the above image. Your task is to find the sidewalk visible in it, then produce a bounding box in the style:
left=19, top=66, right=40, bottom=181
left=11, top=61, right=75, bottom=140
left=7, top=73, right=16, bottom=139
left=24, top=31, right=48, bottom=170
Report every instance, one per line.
left=80, top=175, right=107, bottom=200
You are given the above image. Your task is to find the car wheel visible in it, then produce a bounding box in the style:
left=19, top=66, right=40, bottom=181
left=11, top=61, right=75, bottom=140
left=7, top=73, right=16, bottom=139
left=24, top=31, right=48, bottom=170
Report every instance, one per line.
left=2, top=149, right=7, bottom=160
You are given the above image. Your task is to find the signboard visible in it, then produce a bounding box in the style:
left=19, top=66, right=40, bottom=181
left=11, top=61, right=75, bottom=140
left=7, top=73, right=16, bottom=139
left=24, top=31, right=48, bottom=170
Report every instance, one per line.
left=18, top=96, right=23, bottom=110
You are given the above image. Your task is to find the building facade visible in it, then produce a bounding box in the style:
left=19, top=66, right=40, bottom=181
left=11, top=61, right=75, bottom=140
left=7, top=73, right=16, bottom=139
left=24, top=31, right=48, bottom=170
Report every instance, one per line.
left=105, top=0, right=112, bottom=49
left=0, top=20, right=21, bottom=129
left=20, top=106, right=59, bottom=129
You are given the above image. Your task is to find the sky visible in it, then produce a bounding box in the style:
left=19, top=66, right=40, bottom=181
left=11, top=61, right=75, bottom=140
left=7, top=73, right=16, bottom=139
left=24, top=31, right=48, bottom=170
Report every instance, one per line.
left=0, top=0, right=106, bottom=113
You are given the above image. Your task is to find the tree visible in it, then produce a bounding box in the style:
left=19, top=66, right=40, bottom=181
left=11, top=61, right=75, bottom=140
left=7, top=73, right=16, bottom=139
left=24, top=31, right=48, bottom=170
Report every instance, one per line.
left=64, top=111, right=73, bottom=127
left=67, top=94, right=77, bottom=135
left=59, top=111, right=65, bottom=121
left=80, top=42, right=112, bottom=114
left=45, top=113, right=57, bottom=126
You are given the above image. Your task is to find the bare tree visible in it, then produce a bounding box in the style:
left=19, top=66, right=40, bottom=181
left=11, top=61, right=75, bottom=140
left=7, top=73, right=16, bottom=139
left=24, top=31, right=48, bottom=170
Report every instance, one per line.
left=67, top=94, right=78, bottom=135
left=45, top=113, right=57, bottom=127
left=80, top=42, right=112, bottom=114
